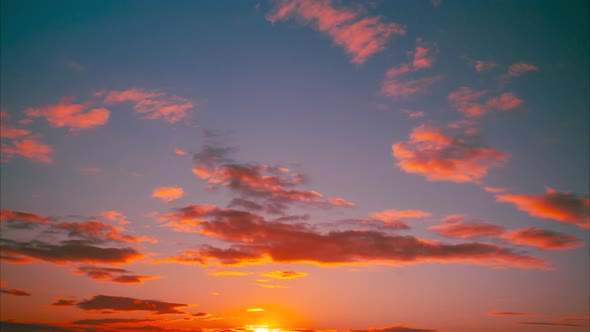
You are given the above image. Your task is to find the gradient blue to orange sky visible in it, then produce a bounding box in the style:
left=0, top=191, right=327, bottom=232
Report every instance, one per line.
left=1, top=1, right=589, bottom=331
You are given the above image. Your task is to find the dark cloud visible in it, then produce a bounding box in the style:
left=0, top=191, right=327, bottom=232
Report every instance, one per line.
left=77, top=295, right=189, bottom=315
left=162, top=206, right=547, bottom=269
left=52, top=298, right=76, bottom=306
left=77, top=265, right=156, bottom=284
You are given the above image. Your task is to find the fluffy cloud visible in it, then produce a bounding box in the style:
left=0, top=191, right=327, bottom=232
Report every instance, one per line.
left=161, top=205, right=547, bottom=269
left=448, top=87, right=523, bottom=118
left=392, top=125, right=508, bottom=183
left=495, top=188, right=589, bottom=228
left=24, top=96, right=109, bottom=131
left=151, top=186, right=184, bottom=203
left=267, top=0, right=405, bottom=64
left=104, top=88, right=194, bottom=123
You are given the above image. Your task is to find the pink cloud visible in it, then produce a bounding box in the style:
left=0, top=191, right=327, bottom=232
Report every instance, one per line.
left=448, top=87, right=523, bottom=117
left=392, top=125, right=508, bottom=183
left=503, top=227, right=583, bottom=250
left=508, top=62, right=539, bottom=77
left=495, top=188, right=589, bottom=228
left=174, top=149, right=187, bottom=156
left=151, top=186, right=184, bottom=203
left=24, top=97, right=109, bottom=131
left=267, top=0, right=405, bottom=64
left=104, top=88, right=194, bottom=123
left=401, top=109, right=425, bottom=119
left=412, top=38, right=437, bottom=69
left=371, top=209, right=431, bottom=222
left=1, top=138, right=54, bottom=164
left=381, top=76, right=440, bottom=99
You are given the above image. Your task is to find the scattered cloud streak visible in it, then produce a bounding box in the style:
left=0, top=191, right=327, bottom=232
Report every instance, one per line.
left=267, top=0, right=405, bottom=64
left=104, top=88, right=195, bottom=123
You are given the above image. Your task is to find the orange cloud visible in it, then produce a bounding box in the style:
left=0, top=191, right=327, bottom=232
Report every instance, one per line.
left=488, top=312, right=534, bottom=316
left=327, top=197, right=355, bottom=207
left=1, top=209, right=52, bottom=225
left=1, top=138, right=54, bottom=163
left=267, top=0, right=405, bottom=64
left=503, top=228, right=583, bottom=250
left=162, top=205, right=548, bottom=269
left=392, top=125, right=508, bottom=183
left=261, top=270, right=308, bottom=280
left=104, top=88, right=194, bottom=123
left=508, top=62, right=539, bottom=77
left=24, top=96, right=109, bottom=131
left=495, top=188, right=590, bottom=228
left=484, top=186, right=508, bottom=193
left=429, top=216, right=505, bottom=239
left=52, top=298, right=76, bottom=306
left=0, top=282, right=31, bottom=296
left=401, top=109, right=425, bottom=119
left=371, top=209, right=431, bottom=222
left=208, top=270, right=252, bottom=277
left=151, top=186, right=184, bottom=203
left=174, top=149, right=187, bottom=156
left=448, top=87, right=523, bottom=117
left=352, top=324, right=437, bottom=332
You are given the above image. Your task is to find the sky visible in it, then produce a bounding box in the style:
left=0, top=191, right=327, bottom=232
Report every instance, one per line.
left=0, top=0, right=589, bottom=331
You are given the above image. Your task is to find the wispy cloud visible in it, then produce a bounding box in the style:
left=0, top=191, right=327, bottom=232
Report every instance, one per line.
left=448, top=87, right=523, bottom=118
left=503, top=227, right=583, bottom=250
left=76, top=265, right=158, bottom=284
left=392, top=125, right=508, bottom=183
left=429, top=215, right=505, bottom=239
left=25, top=96, right=110, bottom=131
left=267, top=0, right=405, bottom=64
left=508, top=62, right=539, bottom=77
left=104, top=88, right=195, bottom=123
left=495, top=188, right=590, bottom=228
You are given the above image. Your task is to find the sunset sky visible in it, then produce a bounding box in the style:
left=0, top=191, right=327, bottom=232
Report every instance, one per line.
left=1, top=1, right=589, bottom=331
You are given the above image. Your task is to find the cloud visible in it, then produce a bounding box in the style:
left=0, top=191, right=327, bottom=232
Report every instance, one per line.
left=52, top=298, right=76, bottom=306
left=104, top=88, right=194, bottom=123
left=174, top=149, right=188, bottom=156
left=0, top=284, right=31, bottom=296
left=412, top=38, right=437, bottom=69
left=429, top=215, right=505, bottom=239
left=352, top=324, right=437, bottom=332
left=208, top=270, right=252, bottom=277
left=495, top=188, right=590, bottom=228
left=267, top=0, right=405, bottom=64
left=483, top=186, right=508, bottom=193
left=77, top=265, right=158, bottom=283
left=401, top=109, right=425, bottom=119
left=488, top=312, right=534, bottom=316
left=191, top=146, right=354, bottom=214
left=515, top=322, right=587, bottom=328
left=503, top=228, right=583, bottom=250
left=475, top=60, right=497, bottom=72
left=508, top=62, right=539, bottom=77
left=392, top=125, right=508, bottom=183
left=0, top=123, right=31, bottom=139
left=98, top=210, right=131, bottom=225
left=161, top=205, right=548, bottom=269
left=0, top=238, right=144, bottom=264
left=448, top=87, right=523, bottom=118
left=1, top=209, right=52, bottom=226
left=371, top=209, right=431, bottom=221
left=55, top=220, right=156, bottom=244
left=1, top=138, right=54, bottom=164
left=24, top=96, right=110, bottom=131
left=261, top=270, right=308, bottom=280
left=0, top=321, right=75, bottom=332
left=380, top=39, right=439, bottom=99
left=151, top=186, right=184, bottom=203
left=76, top=295, right=189, bottom=315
